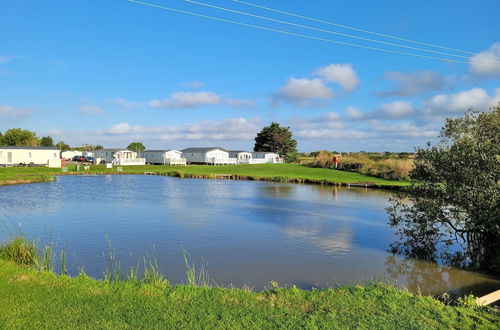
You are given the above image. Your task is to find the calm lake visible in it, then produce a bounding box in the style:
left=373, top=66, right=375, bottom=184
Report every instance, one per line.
left=1, top=175, right=498, bottom=296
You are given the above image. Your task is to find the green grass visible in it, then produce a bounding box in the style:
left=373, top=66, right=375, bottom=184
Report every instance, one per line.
left=0, top=260, right=497, bottom=329
left=0, top=166, right=56, bottom=185
left=0, top=163, right=408, bottom=188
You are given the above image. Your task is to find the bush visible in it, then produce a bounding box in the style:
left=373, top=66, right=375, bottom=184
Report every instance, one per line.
left=303, top=152, right=414, bottom=180
left=0, top=237, right=38, bottom=266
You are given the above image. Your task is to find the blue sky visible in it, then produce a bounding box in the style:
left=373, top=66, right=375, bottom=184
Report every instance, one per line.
left=1, top=0, right=499, bottom=151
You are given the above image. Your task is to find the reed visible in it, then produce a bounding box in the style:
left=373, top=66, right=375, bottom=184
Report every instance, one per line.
left=0, top=236, right=37, bottom=266
left=183, top=249, right=211, bottom=287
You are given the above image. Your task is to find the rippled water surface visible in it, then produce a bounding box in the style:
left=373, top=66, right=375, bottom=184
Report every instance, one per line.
left=1, top=175, right=498, bottom=295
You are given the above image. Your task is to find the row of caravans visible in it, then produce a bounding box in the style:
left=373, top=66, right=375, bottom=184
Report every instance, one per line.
left=0, top=146, right=282, bottom=167
left=93, top=147, right=282, bottom=166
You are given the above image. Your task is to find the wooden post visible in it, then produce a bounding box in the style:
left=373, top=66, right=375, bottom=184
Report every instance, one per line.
left=476, top=290, right=500, bottom=306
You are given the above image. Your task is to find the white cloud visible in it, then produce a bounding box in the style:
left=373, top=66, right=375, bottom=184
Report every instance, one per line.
left=313, top=63, right=360, bottom=91
left=107, top=123, right=133, bottom=135
left=181, top=81, right=204, bottom=89
left=424, top=87, right=500, bottom=114
left=380, top=101, right=415, bottom=118
left=149, top=91, right=221, bottom=109
left=107, top=98, right=140, bottom=108
left=371, top=122, right=439, bottom=138
left=378, top=70, right=452, bottom=97
left=79, top=105, right=103, bottom=115
left=0, top=105, right=32, bottom=119
left=99, top=118, right=260, bottom=143
left=223, top=98, right=255, bottom=108
left=297, top=129, right=373, bottom=140
left=469, top=42, right=500, bottom=76
left=274, top=77, right=333, bottom=106
left=345, top=106, right=365, bottom=120
left=323, top=112, right=341, bottom=121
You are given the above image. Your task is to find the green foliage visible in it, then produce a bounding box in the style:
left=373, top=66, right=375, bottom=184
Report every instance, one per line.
left=254, top=122, right=298, bottom=159
left=40, top=136, right=54, bottom=147
left=1, top=128, right=40, bottom=146
left=127, top=142, right=146, bottom=153
left=55, top=141, right=70, bottom=150
left=183, top=249, right=210, bottom=287
left=304, top=151, right=414, bottom=180
left=0, top=236, right=37, bottom=266
left=388, top=106, right=500, bottom=271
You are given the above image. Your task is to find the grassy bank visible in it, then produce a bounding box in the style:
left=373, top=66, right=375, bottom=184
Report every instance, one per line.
left=0, top=164, right=409, bottom=188
left=0, top=166, right=55, bottom=185
left=0, top=260, right=497, bottom=329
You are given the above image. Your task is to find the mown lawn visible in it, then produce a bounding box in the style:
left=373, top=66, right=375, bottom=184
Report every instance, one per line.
left=0, top=164, right=408, bottom=187
left=0, top=260, right=497, bottom=329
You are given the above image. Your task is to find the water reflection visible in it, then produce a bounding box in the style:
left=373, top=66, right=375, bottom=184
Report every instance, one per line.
left=0, top=175, right=498, bottom=295
left=385, top=256, right=500, bottom=297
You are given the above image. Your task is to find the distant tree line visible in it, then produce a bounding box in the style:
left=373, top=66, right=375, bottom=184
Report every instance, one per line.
left=0, top=128, right=102, bottom=151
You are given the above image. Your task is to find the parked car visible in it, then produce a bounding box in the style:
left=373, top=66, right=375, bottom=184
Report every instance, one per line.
left=85, top=156, right=94, bottom=163
left=72, top=155, right=82, bottom=161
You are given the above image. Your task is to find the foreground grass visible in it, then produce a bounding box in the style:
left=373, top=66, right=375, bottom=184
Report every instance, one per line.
left=0, top=260, right=497, bottom=329
left=0, top=163, right=408, bottom=188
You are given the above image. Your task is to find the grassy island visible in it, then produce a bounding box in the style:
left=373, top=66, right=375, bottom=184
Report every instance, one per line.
left=0, top=163, right=409, bottom=188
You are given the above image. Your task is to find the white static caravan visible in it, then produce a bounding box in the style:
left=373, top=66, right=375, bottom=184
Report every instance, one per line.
left=93, top=149, right=145, bottom=166
left=141, top=150, right=186, bottom=165
left=251, top=152, right=282, bottom=164
left=181, top=147, right=234, bottom=165
left=228, top=151, right=253, bottom=164
left=0, top=146, right=61, bottom=166
left=61, top=150, right=81, bottom=160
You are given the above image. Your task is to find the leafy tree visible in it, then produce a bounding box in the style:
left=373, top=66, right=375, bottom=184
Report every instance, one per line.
left=127, top=142, right=146, bottom=153
left=1, top=128, right=40, bottom=146
left=40, top=136, right=54, bottom=147
left=55, top=141, right=70, bottom=150
left=94, top=145, right=103, bottom=150
left=254, top=122, right=298, bottom=161
left=387, top=106, right=500, bottom=271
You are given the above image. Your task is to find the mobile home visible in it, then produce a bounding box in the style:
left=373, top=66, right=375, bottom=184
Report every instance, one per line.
left=228, top=151, right=253, bottom=164
left=181, top=147, right=234, bottom=165
left=61, top=150, right=81, bottom=160
left=93, top=149, right=145, bottom=165
left=0, top=146, right=61, bottom=166
left=251, top=152, right=282, bottom=164
left=141, top=150, right=186, bottom=165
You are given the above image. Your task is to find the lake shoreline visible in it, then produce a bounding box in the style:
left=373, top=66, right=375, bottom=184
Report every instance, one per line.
left=0, top=259, right=498, bottom=328
left=0, top=164, right=408, bottom=191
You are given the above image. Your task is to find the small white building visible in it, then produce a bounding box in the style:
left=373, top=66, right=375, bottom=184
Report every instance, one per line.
left=181, top=147, right=234, bottom=165
left=251, top=152, right=282, bottom=164
left=141, top=150, right=186, bottom=165
left=228, top=151, right=253, bottom=164
left=94, top=149, right=145, bottom=166
left=61, top=150, right=81, bottom=160
left=0, top=146, right=61, bottom=166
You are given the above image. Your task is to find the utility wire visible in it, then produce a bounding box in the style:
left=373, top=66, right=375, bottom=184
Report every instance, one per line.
left=228, top=0, right=476, bottom=55
left=179, top=0, right=471, bottom=60
left=128, top=0, right=498, bottom=67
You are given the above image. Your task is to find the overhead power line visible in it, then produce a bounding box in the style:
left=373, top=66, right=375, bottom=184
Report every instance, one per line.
left=180, top=0, right=470, bottom=60
left=228, top=0, right=476, bottom=55
left=128, top=0, right=500, bottom=67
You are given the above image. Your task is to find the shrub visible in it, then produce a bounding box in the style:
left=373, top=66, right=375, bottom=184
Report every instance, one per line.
left=0, top=237, right=38, bottom=266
